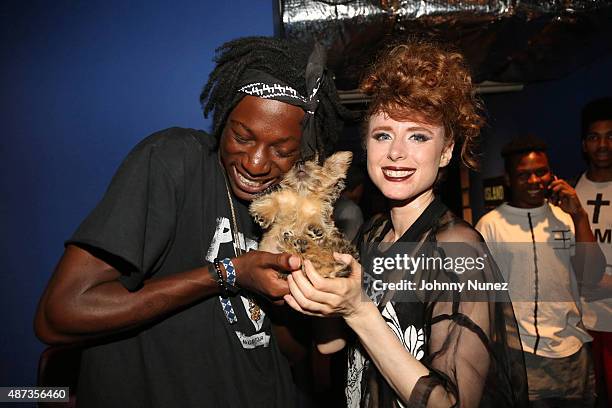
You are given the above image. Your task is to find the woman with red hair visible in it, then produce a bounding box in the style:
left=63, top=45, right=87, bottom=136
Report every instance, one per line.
left=285, top=40, right=528, bottom=408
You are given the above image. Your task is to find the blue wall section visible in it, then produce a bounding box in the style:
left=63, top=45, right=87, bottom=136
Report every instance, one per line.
left=1, top=0, right=274, bottom=389
left=481, top=55, right=612, bottom=181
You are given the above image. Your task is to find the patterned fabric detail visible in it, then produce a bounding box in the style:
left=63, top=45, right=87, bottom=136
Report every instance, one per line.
left=238, top=82, right=308, bottom=104
left=240, top=296, right=265, bottom=331
left=364, top=271, right=384, bottom=306
left=221, top=257, right=236, bottom=286
left=346, top=346, right=367, bottom=408
left=382, top=302, right=426, bottom=360
left=237, top=81, right=321, bottom=115
left=219, top=258, right=238, bottom=324
left=219, top=296, right=237, bottom=324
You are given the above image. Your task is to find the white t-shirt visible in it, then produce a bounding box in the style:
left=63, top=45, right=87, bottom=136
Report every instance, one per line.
left=476, top=203, right=592, bottom=358
left=575, top=172, right=612, bottom=332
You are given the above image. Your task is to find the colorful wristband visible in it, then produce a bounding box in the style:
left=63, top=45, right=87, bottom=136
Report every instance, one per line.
left=214, top=258, right=237, bottom=324
left=220, top=258, right=236, bottom=287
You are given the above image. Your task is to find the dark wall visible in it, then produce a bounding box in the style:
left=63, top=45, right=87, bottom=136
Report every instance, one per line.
left=471, top=55, right=612, bottom=221
left=0, top=0, right=274, bottom=389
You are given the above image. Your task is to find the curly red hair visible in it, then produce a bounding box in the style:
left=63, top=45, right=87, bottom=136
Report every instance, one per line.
left=360, top=40, right=484, bottom=169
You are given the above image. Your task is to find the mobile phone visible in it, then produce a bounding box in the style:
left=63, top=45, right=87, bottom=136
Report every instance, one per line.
left=544, top=174, right=558, bottom=199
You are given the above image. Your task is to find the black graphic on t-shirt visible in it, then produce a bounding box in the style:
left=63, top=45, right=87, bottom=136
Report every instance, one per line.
left=587, top=193, right=610, bottom=224
left=552, top=229, right=572, bottom=249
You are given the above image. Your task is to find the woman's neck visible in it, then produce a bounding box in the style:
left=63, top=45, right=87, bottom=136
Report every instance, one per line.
left=385, top=189, right=435, bottom=242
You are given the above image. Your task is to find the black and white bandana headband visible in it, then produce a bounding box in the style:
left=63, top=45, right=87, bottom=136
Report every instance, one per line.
left=235, top=43, right=326, bottom=160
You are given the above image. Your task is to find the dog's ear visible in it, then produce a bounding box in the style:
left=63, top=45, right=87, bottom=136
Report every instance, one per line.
left=323, top=151, right=352, bottom=180
left=321, top=151, right=352, bottom=202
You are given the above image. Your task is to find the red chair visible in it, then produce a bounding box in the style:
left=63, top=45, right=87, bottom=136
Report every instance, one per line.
left=37, top=345, right=81, bottom=407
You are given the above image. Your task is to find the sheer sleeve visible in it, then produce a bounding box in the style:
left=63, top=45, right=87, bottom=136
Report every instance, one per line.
left=409, top=219, right=528, bottom=408
left=351, top=204, right=528, bottom=408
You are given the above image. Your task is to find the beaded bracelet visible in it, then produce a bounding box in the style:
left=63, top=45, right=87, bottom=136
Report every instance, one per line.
left=216, top=258, right=240, bottom=296
left=212, top=258, right=226, bottom=293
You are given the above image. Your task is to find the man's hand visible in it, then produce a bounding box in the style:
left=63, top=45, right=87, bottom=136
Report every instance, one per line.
left=232, top=251, right=301, bottom=302
left=36, top=245, right=240, bottom=345
left=35, top=247, right=296, bottom=345
left=549, top=178, right=607, bottom=289
left=549, top=179, right=588, bottom=219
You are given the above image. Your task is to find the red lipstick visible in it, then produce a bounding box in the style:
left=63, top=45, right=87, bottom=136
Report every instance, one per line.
left=381, top=166, right=415, bottom=182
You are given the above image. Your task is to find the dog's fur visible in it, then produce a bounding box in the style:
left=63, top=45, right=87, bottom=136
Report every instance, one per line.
left=249, top=151, right=358, bottom=278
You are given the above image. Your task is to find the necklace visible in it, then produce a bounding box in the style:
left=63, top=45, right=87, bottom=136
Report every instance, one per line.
left=220, top=158, right=262, bottom=322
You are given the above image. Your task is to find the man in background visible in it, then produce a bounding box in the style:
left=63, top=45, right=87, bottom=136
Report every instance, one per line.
left=476, top=136, right=604, bottom=407
left=574, top=97, right=612, bottom=407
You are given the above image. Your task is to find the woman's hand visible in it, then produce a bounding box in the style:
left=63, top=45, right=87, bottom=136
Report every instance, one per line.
left=283, top=253, right=368, bottom=320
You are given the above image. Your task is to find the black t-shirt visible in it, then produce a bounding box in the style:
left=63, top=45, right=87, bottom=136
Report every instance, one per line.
left=67, top=127, right=296, bottom=407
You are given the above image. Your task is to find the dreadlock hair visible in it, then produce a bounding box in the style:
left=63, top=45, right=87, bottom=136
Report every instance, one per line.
left=199, top=36, right=353, bottom=157
left=581, top=97, right=612, bottom=139
left=501, top=135, right=548, bottom=174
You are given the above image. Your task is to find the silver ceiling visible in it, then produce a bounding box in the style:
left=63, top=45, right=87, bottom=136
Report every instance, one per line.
left=276, top=0, right=612, bottom=90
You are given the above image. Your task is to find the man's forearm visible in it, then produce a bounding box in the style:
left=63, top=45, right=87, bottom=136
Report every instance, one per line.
left=35, top=248, right=222, bottom=345
left=571, top=209, right=606, bottom=292
left=572, top=209, right=596, bottom=243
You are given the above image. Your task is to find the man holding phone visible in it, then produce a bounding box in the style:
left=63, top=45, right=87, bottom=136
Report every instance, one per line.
left=476, top=136, right=604, bottom=407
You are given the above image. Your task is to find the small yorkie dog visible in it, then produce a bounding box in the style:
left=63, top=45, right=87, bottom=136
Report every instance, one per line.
left=249, top=151, right=358, bottom=278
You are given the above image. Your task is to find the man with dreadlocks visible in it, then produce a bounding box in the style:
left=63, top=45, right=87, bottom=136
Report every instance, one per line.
left=35, top=36, right=349, bottom=407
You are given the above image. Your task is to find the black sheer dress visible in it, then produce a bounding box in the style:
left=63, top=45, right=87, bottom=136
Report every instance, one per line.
left=345, top=198, right=528, bottom=408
